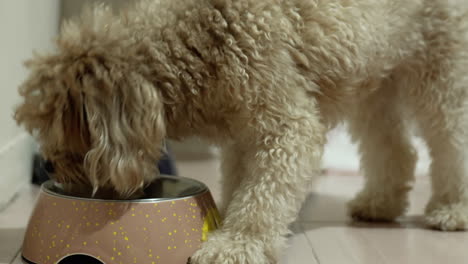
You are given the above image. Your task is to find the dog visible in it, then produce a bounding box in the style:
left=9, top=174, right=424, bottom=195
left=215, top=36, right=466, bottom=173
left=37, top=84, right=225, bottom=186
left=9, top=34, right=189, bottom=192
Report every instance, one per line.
left=15, top=0, right=468, bottom=263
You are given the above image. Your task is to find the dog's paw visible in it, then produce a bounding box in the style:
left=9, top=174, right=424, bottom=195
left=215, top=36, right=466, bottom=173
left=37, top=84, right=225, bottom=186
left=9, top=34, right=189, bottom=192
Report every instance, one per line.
left=347, top=191, right=407, bottom=222
left=189, top=231, right=276, bottom=264
left=425, top=201, right=468, bottom=231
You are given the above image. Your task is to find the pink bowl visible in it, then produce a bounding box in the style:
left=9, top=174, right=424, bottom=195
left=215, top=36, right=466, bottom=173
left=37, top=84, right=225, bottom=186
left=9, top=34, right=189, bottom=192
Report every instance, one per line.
left=22, top=176, right=220, bottom=264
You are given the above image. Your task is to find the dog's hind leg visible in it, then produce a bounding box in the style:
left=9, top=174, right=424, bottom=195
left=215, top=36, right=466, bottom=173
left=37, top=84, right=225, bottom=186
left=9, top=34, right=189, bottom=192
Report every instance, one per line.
left=410, top=68, right=468, bottom=231
left=347, top=79, right=417, bottom=222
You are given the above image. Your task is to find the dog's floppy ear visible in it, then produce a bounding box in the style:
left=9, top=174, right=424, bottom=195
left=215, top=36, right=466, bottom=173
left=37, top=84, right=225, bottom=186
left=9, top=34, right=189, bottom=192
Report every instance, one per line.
left=14, top=55, right=90, bottom=154
left=83, top=70, right=166, bottom=197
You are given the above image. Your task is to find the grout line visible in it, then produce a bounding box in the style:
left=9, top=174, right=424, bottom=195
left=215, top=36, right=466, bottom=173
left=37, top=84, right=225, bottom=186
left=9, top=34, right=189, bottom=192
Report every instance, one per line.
left=9, top=249, right=21, bottom=264
left=357, top=232, right=390, bottom=264
left=298, top=222, right=321, bottom=264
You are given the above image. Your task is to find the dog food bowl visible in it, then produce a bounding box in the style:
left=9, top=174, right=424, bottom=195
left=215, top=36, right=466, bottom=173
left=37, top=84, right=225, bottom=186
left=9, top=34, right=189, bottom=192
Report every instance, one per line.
left=22, top=176, right=220, bottom=264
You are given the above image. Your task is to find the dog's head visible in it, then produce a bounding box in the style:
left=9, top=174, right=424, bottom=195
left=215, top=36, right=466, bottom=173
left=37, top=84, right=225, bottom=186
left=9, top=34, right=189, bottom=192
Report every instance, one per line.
left=15, top=6, right=166, bottom=197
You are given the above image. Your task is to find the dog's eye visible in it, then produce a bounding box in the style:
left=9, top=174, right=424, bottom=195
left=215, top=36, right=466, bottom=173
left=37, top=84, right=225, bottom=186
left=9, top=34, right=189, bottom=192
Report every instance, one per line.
left=43, top=160, right=55, bottom=174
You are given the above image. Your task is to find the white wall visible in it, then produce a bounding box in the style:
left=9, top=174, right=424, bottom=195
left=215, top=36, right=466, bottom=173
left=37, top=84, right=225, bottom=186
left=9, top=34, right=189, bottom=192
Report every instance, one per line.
left=0, top=1, right=61, bottom=208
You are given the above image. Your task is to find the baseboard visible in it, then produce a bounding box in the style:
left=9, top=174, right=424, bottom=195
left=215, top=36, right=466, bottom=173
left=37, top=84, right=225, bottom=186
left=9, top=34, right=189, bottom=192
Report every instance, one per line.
left=0, top=133, right=36, bottom=211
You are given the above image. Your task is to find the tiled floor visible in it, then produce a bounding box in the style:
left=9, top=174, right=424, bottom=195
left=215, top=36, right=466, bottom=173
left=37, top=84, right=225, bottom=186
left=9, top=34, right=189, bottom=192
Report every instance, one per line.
left=2, top=156, right=468, bottom=264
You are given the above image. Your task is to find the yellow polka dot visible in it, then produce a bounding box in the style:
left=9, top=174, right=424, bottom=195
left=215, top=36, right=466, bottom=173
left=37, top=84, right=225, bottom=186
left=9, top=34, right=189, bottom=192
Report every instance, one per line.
left=168, top=246, right=171, bottom=250
left=66, top=244, right=70, bottom=248
left=66, top=225, right=70, bottom=229
left=118, top=252, right=122, bottom=256
left=173, top=213, right=177, bottom=217
left=127, top=245, right=131, bottom=249
left=132, top=214, right=136, bottom=217
left=168, top=232, right=172, bottom=236
left=111, top=257, right=115, bottom=260
left=125, top=236, right=129, bottom=241
left=113, top=232, right=117, bottom=236
left=83, top=242, right=87, bottom=246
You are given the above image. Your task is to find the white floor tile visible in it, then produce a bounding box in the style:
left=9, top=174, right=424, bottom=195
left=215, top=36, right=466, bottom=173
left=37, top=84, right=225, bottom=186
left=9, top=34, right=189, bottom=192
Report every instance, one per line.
left=360, top=225, right=468, bottom=264
left=281, top=232, right=319, bottom=264
left=10, top=253, right=23, bottom=264
left=0, top=185, right=39, bottom=228
left=301, top=222, right=388, bottom=264
left=0, top=185, right=38, bottom=264
left=0, top=228, right=24, bottom=264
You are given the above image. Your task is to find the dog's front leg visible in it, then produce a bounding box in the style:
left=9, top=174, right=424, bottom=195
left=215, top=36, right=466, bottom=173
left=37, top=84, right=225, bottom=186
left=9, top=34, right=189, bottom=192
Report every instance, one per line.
left=191, top=111, right=325, bottom=264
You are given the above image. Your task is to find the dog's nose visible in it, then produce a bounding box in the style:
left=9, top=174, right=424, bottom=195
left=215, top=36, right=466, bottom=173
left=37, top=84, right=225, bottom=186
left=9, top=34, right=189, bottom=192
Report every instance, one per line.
left=43, top=160, right=55, bottom=174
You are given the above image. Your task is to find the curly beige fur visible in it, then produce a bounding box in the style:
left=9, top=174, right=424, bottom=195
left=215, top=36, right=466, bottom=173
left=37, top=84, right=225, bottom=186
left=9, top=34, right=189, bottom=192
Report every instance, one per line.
left=15, top=0, right=468, bottom=263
